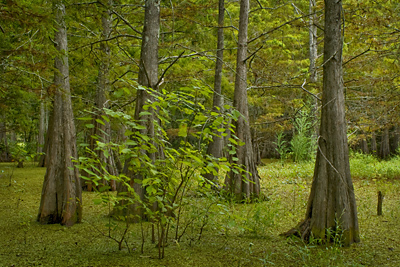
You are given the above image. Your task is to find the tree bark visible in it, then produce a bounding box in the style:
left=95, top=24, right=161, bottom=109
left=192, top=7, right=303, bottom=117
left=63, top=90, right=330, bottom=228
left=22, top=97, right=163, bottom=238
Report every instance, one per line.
left=37, top=97, right=46, bottom=161
left=284, top=0, right=359, bottom=246
left=360, top=138, right=369, bottom=154
left=204, top=0, right=225, bottom=186
left=0, top=120, right=10, bottom=162
left=370, top=132, right=377, bottom=155
left=225, top=0, right=260, bottom=201
left=37, top=0, right=82, bottom=226
left=85, top=0, right=118, bottom=192
left=309, top=0, right=318, bottom=83
left=114, top=0, right=161, bottom=221
left=380, top=127, right=390, bottom=159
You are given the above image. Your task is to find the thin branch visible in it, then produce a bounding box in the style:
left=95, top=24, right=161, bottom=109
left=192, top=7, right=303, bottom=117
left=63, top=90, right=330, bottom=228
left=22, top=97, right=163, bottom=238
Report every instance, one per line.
left=156, top=51, right=185, bottom=88
left=300, top=79, right=321, bottom=101
left=250, top=3, right=286, bottom=13
left=244, top=45, right=263, bottom=63
left=318, top=50, right=338, bottom=69
left=71, top=35, right=141, bottom=51
left=249, top=13, right=315, bottom=44
left=111, top=70, right=134, bottom=85
left=110, top=10, right=142, bottom=36
left=343, top=48, right=371, bottom=66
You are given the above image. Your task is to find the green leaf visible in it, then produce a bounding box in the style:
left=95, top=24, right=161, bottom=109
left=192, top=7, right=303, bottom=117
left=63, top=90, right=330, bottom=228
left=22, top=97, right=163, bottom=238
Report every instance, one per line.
left=78, top=117, right=92, bottom=121
left=178, top=123, right=188, bottom=137
left=96, top=119, right=105, bottom=126
left=101, top=115, right=110, bottom=123
left=93, top=199, right=103, bottom=205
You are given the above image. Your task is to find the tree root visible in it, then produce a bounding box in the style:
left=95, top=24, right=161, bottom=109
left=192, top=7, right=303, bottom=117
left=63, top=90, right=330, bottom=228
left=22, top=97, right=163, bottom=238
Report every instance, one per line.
left=280, top=218, right=312, bottom=242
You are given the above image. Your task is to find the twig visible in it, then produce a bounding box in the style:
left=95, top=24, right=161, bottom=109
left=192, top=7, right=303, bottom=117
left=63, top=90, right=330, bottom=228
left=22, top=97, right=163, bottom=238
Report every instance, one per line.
left=156, top=51, right=185, bottom=88
left=300, top=79, right=321, bottom=101
left=343, top=48, right=371, bottom=66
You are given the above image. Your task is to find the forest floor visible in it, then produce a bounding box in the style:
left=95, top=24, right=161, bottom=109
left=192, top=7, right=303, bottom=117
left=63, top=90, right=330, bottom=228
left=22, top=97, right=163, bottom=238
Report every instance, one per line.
left=0, top=155, right=399, bottom=267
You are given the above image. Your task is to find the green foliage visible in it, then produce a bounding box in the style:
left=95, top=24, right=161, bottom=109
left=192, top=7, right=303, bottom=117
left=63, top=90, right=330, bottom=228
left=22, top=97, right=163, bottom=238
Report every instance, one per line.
left=274, top=131, right=289, bottom=161
left=350, top=151, right=400, bottom=180
left=290, top=110, right=315, bottom=162
left=75, top=85, right=240, bottom=257
left=8, top=141, right=37, bottom=168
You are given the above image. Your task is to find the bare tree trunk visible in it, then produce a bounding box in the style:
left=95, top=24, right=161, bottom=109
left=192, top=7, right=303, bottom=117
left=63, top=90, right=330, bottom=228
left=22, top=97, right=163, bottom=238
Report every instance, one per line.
left=309, top=0, right=318, bottom=83
left=37, top=0, right=82, bottom=226
left=85, top=0, right=118, bottom=191
left=360, top=138, right=369, bottom=154
left=204, top=0, right=225, bottom=186
left=370, top=132, right=377, bottom=155
left=380, top=127, right=390, bottom=159
left=225, top=0, right=260, bottom=201
left=37, top=97, right=46, bottom=161
left=114, top=0, right=161, bottom=221
left=390, top=127, right=398, bottom=155
left=284, top=0, right=359, bottom=246
left=0, top=120, right=10, bottom=162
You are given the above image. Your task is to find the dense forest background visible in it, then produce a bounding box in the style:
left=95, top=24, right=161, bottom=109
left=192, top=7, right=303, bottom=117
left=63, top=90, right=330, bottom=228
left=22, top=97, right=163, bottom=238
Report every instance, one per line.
left=1, top=0, right=399, bottom=162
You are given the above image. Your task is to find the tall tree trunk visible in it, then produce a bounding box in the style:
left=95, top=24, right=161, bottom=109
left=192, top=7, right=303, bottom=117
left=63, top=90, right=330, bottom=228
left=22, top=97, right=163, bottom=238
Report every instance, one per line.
left=390, top=127, right=398, bottom=155
left=370, top=132, right=377, bottom=155
left=309, top=0, right=318, bottom=83
left=225, top=0, right=260, bottom=201
left=37, top=0, right=82, bottom=226
left=308, top=0, right=319, bottom=146
left=86, top=0, right=118, bottom=191
left=204, top=0, right=225, bottom=186
left=0, top=120, right=9, bottom=162
left=360, top=138, right=369, bottom=154
left=284, top=0, right=359, bottom=246
left=380, top=127, right=390, bottom=159
left=37, top=97, right=46, bottom=161
left=114, top=0, right=161, bottom=221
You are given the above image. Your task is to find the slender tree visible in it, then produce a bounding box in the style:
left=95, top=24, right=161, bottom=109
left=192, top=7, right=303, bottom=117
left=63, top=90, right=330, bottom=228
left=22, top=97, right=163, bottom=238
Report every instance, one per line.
left=114, top=0, right=161, bottom=220
left=225, top=0, right=260, bottom=201
left=309, top=0, right=318, bottom=83
left=204, top=0, right=225, bottom=186
left=37, top=92, right=46, bottom=162
left=37, top=0, right=82, bottom=226
left=284, top=0, right=359, bottom=246
left=380, top=127, right=390, bottom=159
left=86, top=0, right=118, bottom=191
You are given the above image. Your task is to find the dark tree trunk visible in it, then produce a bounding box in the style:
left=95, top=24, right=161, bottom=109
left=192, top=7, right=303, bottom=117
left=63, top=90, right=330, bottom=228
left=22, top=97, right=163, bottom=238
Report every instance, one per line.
left=37, top=120, right=49, bottom=167
left=37, top=0, right=82, bottom=226
left=204, top=0, right=225, bottom=186
left=284, top=0, right=359, bottom=246
left=380, top=127, right=390, bottom=159
left=390, top=127, right=399, bottom=155
left=225, top=0, right=260, bottom=201
left=370, top=132, right=377, bottom=155
left=360, top=138, right=369, bottom=154
left=0, top=121, right=10, bottom=162
left=37, top=96, right=46, bottom=161
left=113, top=0, right=161, bottom=221
left=85, top=0, right=118, bottom=192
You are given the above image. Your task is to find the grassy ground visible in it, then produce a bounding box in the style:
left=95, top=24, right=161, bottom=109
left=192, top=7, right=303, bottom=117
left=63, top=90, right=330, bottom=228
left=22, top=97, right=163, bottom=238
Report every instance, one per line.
left=0, top=155, right=399, bottom=267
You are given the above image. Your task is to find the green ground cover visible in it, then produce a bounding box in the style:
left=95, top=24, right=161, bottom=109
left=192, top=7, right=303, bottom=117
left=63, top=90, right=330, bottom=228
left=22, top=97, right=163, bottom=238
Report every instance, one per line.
left=0, top=154, right=399, bottom=266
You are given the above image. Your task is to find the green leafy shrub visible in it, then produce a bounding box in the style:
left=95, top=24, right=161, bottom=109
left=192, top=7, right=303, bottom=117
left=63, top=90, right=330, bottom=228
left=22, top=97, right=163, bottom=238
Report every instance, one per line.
left=75, top=85, right=240, bottom=258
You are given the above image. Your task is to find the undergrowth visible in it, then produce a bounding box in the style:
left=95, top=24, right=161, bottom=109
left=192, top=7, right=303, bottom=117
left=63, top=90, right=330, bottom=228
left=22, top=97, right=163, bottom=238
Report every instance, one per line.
left=1, top=156, right=399, bottom=266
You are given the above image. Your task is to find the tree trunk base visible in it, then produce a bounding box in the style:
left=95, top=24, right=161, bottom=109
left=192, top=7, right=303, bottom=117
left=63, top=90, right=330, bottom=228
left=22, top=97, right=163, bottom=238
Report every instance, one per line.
left=281, top=218, right=311, bottom=242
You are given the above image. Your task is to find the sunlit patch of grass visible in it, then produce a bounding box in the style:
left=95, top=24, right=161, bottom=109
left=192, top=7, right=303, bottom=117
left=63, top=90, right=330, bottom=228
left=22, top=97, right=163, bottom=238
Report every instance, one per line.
left=1, top=158, right=400, bottom=266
